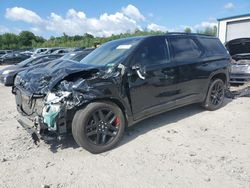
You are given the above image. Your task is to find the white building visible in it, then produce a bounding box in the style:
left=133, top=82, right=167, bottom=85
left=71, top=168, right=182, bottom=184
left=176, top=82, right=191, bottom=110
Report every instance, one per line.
left=217, top=14, right=250, bottom=44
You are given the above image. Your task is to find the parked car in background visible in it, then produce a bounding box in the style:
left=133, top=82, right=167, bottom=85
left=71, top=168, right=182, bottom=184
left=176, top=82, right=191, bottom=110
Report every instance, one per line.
left=20, top=51, right=33, bottom=57
left=32, top=48, right=50, bottom=56
left=0, top=52, right=30, bottom=65
left=40, top=47, right=64, bottom=55
left=52, top=48, right=73, bottom=55
left=13, top=33, right=230, bottom=153
left=60, top=48, right=94, bottom=62
left=226, top=38, right=250, bottom=85
left=0, top=54, right=62, bottom=86
left=0, top=50, right=13, bottom=58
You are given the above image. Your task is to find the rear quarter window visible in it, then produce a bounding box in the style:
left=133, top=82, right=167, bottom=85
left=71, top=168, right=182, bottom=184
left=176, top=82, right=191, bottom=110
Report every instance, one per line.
left=197, top=37, right=227, bottom=56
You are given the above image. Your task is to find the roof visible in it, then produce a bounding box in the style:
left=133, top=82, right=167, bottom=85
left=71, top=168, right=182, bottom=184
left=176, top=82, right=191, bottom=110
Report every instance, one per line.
left=217, top=13, right=250, bottom=21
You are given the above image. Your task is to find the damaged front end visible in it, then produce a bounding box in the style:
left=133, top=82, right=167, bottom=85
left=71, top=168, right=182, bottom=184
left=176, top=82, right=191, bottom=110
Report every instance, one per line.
left=40, top=77, right=101, bottom=135
left=13, top=86, right=75, bottom=141
left=42, top=91, right=71, bottom=132
left=13, top=60, right=126, bottom=141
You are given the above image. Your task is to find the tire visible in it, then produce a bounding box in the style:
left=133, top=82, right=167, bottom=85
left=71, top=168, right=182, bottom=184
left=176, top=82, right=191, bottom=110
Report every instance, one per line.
left=202, top=79, right=225, bottom=111
left=72, top=101, right=125, bottom=154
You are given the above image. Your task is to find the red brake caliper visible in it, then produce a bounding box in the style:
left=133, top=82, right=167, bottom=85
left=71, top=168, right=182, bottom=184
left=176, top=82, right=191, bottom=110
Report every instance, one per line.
left=114, top=117, right=121, bottom=126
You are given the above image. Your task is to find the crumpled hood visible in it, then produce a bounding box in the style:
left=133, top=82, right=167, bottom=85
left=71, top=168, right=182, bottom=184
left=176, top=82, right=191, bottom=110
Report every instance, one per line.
left=226, top=38, right=250, bottom=56
left=16, top=60, right=102, bottom=95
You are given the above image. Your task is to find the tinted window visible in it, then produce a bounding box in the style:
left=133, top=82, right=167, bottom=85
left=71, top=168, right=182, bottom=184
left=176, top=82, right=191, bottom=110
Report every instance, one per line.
left=40, top=49, right=47, bottom=52
left=198, top=37, right=227, bottom=56
left=133, top=37, right=169, bottom=66
left=170, top=37, right=202, bottom=61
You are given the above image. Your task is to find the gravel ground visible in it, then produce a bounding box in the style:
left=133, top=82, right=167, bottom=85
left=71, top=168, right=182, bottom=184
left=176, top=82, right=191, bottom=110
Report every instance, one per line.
left=0, top=65, right=250, bottom=188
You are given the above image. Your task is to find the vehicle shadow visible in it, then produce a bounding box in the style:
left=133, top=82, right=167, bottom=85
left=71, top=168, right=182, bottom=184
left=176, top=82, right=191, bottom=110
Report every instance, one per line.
left=118, top=98, right=233, bottom=148
left=44, top=136, right=79, bottom=153
left=45, top=98, right=233, bottom=153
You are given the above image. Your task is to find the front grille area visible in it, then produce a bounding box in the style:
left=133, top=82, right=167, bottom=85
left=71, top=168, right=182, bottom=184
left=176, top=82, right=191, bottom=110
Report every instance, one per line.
left=15, top=89, right=45, bottom=117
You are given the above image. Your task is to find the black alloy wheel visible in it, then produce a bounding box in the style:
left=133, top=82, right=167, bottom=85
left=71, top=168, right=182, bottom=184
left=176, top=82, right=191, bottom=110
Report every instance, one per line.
left=85, top=108, right=121, bottom=145
left=202, top=78, right=225, bottom=111
left=72, top=101, right=125, bottom=154
left=210, top=81, right=224, bottom=106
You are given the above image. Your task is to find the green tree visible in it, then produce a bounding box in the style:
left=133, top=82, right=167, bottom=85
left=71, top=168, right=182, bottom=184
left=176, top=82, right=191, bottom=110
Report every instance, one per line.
left=1, top=33, right=19, bottom=49
left=197, top=26, right=217, bottom=36
left=35, top=36, right=45, bottom=43
left=18, top=31, right=36, bottom=47
left=0, top=29, right=167, bottom=50
left=184, top=27, right=192, bottom=33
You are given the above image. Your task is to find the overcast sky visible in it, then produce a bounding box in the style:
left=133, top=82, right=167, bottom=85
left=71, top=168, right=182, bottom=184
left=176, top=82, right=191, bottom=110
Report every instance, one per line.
left=0, top=0, right=249, bottom=38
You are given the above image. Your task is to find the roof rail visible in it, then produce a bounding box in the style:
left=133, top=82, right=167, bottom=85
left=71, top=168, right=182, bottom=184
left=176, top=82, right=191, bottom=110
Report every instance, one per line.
left=165, top=32, right=214, bottom=37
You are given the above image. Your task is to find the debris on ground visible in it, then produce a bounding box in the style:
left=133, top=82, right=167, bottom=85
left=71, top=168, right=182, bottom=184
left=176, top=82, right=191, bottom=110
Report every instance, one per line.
left=226, top=83, right=250, bottom=99
left=1, top=158, right=7, bottom=162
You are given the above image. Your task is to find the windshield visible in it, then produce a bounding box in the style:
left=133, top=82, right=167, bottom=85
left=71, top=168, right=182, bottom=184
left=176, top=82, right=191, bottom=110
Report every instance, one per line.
left=80, top=37, right=142, bottom=66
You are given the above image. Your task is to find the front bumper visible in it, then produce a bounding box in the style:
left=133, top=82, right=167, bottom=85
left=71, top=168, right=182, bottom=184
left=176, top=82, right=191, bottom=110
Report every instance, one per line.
left=17, top=114, right=61, bottom=142
left=13, top=87, right=69, bottom=136
left=13, top=87, right=45, bottom=117
left=17, top=115, right=42, bottom=139
left=230, top=73, right=250, bottom=84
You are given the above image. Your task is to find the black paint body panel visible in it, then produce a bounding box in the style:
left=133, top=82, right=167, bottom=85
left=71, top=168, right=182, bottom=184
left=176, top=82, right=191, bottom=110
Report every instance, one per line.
left=13, top=34, right=230, bottom=130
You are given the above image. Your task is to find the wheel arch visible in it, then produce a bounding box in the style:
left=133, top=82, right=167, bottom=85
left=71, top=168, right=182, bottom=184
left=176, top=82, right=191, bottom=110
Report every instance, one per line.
left=211, top=72, right=227, bottom=84
left=208, top=69, right=229, bottom=87
left=202, top=70, right=228, bottom=101
left=76, top=97, right=130, bottom=126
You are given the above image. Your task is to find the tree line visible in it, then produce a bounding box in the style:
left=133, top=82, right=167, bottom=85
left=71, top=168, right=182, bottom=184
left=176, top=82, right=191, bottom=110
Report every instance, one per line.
left=0, top=26, right=217, bottom=50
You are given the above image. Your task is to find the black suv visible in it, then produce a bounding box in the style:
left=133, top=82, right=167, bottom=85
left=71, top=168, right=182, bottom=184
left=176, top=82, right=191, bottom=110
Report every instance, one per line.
left=13, top=33, right=230, bottom=153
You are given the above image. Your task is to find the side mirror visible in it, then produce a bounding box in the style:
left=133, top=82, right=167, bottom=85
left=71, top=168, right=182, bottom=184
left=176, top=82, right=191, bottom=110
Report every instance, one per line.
left=131, top=64, right=146, bottom=80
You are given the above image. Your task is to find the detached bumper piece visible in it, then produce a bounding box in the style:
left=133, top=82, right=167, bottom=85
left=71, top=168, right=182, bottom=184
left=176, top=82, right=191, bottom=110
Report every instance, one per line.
left=17, top=115, right=59, bottom=143
left=226, top=82, right=250, bottom=98
left=17, top=116, right=42, bottom=144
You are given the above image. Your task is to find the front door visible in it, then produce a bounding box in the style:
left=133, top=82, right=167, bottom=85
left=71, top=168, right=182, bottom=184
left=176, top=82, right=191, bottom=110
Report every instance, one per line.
left=127, top=36, right=178, bottom=120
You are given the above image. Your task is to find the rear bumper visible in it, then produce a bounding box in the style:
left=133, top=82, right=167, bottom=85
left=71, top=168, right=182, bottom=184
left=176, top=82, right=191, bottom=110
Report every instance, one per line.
left=230, top=73, right=250, bottom=84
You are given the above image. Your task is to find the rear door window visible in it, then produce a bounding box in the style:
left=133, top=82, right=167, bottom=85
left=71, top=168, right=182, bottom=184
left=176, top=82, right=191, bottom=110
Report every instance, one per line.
left=170, top=37, right=202, bottom=62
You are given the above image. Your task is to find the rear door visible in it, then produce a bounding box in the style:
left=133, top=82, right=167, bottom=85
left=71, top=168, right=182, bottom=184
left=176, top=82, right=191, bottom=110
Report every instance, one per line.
left=128, top=36, right=179, bottom=120
left=168, top=36, right=206, bottom=105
